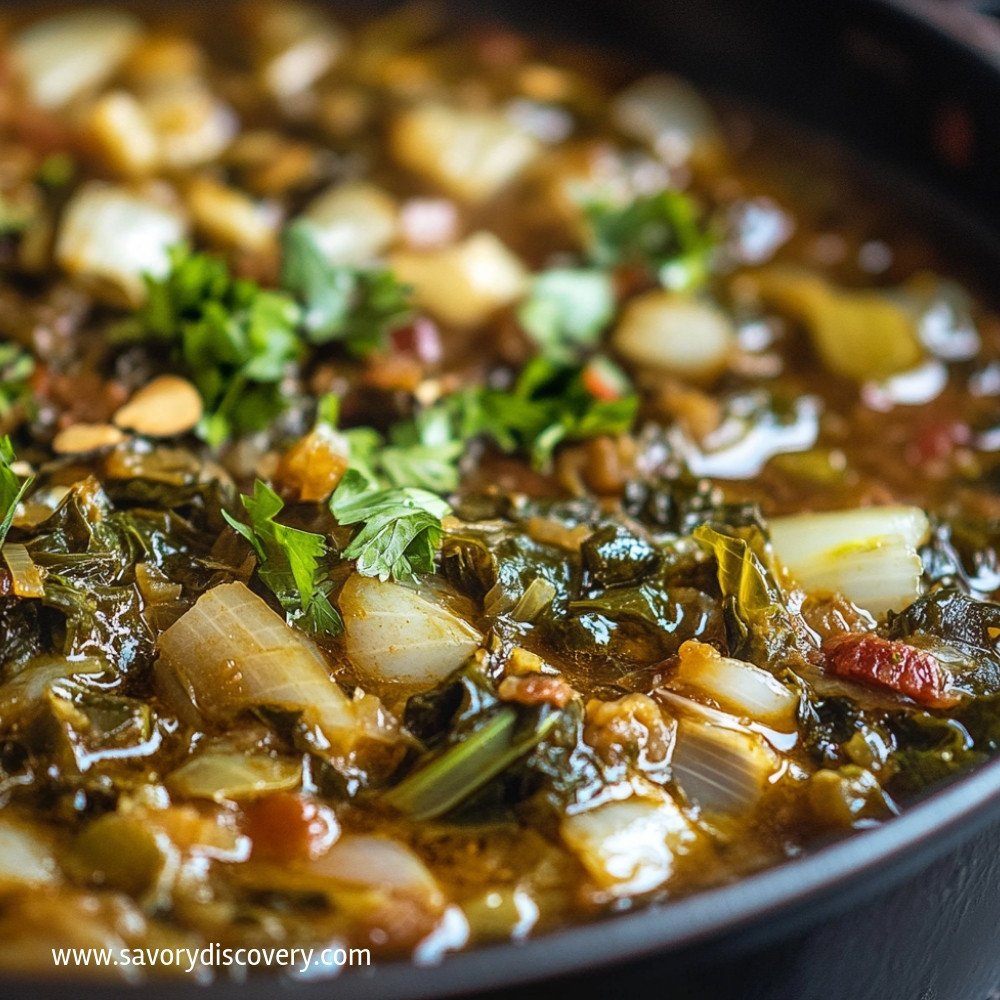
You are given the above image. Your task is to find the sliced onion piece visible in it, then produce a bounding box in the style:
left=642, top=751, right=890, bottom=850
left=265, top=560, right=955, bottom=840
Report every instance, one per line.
left=11, top=9, right=141, bottom=109
left=166, top=750, right=302, bottom=803
left=671, top=718, right=780, bottom=817
left=769, top=506, right=929, bottom=617
left=561, top=789, right=699, bottom=896
left=156, top=582, right=357, bottom=751
left=674, top=640, right=798, bottom=728
left=340, top=574, right=481, bottom=683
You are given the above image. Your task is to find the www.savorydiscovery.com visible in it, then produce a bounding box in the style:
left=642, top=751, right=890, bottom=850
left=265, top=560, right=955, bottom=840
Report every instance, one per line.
left=51, top=943, right=372, bottom=975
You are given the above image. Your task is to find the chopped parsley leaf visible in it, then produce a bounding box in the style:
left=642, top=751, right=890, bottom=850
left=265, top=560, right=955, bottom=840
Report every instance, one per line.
left=518, top=267, right=615, bottom=362
left=223, top=480, right=341, bottom=636
left=0, top=344, right=35, bottom=421
left=0, top=436, right=33, bottom=547
left=583, top=189, right=714, bottom=292
left=116, top=246, right=303, bottom=447
left=329, top=469, right=451, bottom=583
left=281, top=219, right=413, bottom=356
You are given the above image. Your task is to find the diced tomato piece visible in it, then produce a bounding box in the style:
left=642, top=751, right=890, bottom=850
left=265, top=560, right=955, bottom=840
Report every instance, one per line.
left=242, top=793, right=338, bottom=863
left=823, top=634, right=960, bottom=709
left=582, top=357, right=628, bottom=402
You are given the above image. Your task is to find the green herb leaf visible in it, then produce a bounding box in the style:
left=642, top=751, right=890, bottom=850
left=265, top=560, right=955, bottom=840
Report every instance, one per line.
left=583, top=189, right=713, bottom=292
left=115, top=246, right=303, bottom=446
left=330, top=469, right=451, bottom=583
left=518, top=267, right=615, bottom=361
left=0, top=344, right=34, bottom=421
left=451, top=356, right=639, bottom=469
left=223, top=480, right=341, bottom=636
left=0, top=436, right=33, bottom=547
left=280, top=219, right=412, bottom=356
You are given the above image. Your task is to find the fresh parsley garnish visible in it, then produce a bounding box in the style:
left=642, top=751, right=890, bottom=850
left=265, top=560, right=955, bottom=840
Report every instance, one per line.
left=583, top=189, right=714, bottom=292
left=116, top=246, right=303, bottom=446
left=517, top=267, right=615, bottom=362
left=330, top=469, right=451, bottom=583
left=0, top=436, right=33, bottom=547
left=0, top=344, right=34, bottom=421
left=451, top=356, right=639, bottom=469
left=281, top=220, right=412, bottom=356
left=223, top=480, right=341, bottom=636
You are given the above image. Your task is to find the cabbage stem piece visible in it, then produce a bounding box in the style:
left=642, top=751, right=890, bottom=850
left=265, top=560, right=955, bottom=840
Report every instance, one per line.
left=385, top=707, right=561, bottom=821
left=769, top=506, right=929, bottom=617
left=156, top=582, right=357, bottom=750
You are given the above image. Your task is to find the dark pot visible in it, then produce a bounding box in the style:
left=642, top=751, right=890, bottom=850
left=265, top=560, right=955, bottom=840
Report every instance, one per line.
left=8, top=2, right=1000, bottom=998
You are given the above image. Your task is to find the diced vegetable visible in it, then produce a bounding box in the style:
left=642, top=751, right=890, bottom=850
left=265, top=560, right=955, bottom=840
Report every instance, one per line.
left=823, top=634, right=959, bottom=709
left=390, top=232, right=529, bottom=328
left=560, top=790, right=699, bottom=895
left=340, top=573, right=481, bottom=683
left=302, top=181, right=399, bottom=266
left=11, top=9, right=141, bottom=109
left=611, top=74, right=724, bottom=169
left=56, top=182, right=188, bottom=305
left=166, top=750, right=302, bottom=802
left=671, top=718, right=780, bottom=816
left=769, top=506, right=930, bottom=617
left=807, top=766, right=893, bottom=828
left=674, top=639, right=798, bottom=727
left=84, top=91, right=160, bottom=177
left=391, top=103, right=540, bottom=203
left=140, top=82, right=237, bottom=169
left=0, top=816, right=58, bottom=888
left=66, top=812, right=167, bottom=896
left=749, top=267, right=923, bottom=381
left=613, top=291, right=735, bottom=382
left=249, top=1, right=345, bottom=98
left=187, top=176, right=278, bottom=252
left=243, top=792, right=338, bottom=862
left=155, top=582, right=359, bottom=751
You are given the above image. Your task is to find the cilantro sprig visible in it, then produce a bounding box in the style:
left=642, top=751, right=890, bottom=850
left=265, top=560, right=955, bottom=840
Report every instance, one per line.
left=115, top=246, right=302, bottom=446
left=0, top=436, right=33, bottom=547
left=223, top=480, right=341, bottom=636
left=449, top=356, right=639, bottom=469
left=582, top=189, right=714, bottom=292
left=281, top=220, right=412, bottom=356
left=330, top=470, right=450, bottom=583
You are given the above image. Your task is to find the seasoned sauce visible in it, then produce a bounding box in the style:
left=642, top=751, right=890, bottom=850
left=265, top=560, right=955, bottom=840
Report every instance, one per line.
left=0, top=1, right=997, bottom=980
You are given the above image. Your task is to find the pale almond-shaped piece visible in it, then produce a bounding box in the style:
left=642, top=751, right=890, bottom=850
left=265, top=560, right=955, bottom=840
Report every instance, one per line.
left=52, top=423, right=124, bottom=455
left=113, top=375, right=203, bottom=437
left=85, top=91, right=160, bottom=177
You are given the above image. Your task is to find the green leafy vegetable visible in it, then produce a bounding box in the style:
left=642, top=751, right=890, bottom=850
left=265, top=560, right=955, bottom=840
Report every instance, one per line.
left=280, top=219, right=412, bottom=356
left=0, top=344, right=34, bottom=421
left=0, top=436, right=32, bottom=547
left=223, top=480, right=341, bottom=636
left=115, top=246, right=303, bottom=446
left=583, top=189, right=713, bottom=292
left=693, top=522, right=801, bottom=665
left=329, top=469, right=451, bottom=583
left=518, top=268, right=615, bottom=361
